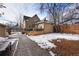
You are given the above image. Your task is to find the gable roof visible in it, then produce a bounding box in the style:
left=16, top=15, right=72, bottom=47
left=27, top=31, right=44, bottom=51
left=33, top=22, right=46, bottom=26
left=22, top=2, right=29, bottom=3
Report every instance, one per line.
left=23, top=16, right=31, bottom=20
left=23, top=14, right=40, bottom=21
left=0, top=23, right=6, bottom=27
left=35, top=19, right=52, bottom=24
left=32, top=14, right=39, bottom=18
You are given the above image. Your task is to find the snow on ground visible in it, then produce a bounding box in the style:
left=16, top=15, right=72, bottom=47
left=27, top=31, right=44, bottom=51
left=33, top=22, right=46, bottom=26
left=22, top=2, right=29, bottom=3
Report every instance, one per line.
left=27, top=33, right=79, bottom=56
left=0, top=32, right=20, bottom=51
left=27, top=33, right=79, bottom=49
left=9, top=32, right=22, bottom=38
left=27, top=35, right=56, bottom=49
left=8, top=32, right=21, bottom=45
left=0, top=37, right=18, bottom=51
left=8, top=38, right=19, bottom=45
left=0, top=37, right=8, bottom=42
left=0, top=41, right=10, bottom=51
left=49, top=51, right=56, bottom=56
left=0, top=37, right=18, bottom=45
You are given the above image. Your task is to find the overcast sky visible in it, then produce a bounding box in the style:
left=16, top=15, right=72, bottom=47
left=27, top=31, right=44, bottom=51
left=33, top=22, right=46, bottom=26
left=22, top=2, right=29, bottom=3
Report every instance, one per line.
left=0, top=3, right=47, bottom=24
left=0, top=3, right=78, bottom=25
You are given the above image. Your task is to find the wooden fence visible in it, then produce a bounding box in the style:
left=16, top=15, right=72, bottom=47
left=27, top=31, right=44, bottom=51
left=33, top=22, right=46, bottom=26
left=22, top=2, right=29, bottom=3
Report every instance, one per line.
left=57, top=24, right=79, bottom=34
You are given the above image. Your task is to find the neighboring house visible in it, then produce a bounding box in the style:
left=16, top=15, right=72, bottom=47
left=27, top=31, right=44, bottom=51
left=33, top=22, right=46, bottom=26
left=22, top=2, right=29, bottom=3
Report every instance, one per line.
left=35, top=18, right=54, bottom=33
left=22, top=14, right=54, bottom=34
left=0, top=23, right=8, bottom=37
left=22, top=14, right=40, bottom=31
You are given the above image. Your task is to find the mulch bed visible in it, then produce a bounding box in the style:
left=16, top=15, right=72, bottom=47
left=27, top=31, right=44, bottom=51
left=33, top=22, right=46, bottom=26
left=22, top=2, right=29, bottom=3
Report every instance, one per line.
left=50, top=39, right=79, bottom=56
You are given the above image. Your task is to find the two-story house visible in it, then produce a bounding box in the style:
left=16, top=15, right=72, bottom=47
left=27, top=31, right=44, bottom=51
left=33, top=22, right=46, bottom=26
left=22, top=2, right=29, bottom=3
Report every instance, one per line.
left=22, top=14, right=40, bottom=33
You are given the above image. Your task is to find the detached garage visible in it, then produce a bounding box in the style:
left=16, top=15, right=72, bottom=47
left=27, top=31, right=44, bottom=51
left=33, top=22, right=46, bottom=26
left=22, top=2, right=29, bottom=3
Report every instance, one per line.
left=0, top=23, right=7, bottom=37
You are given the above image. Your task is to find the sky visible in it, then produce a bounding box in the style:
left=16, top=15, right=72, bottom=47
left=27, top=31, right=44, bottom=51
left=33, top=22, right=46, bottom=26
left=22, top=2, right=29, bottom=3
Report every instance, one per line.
left=0, top=3, right=47, bottom=24
left=0, top=3, right=78, bottom=25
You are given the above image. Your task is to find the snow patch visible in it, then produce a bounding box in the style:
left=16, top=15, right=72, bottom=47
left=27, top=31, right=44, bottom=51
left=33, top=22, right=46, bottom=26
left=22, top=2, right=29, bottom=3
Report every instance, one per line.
left=57, top=39, right=61, bottom=42
left=49, top=51, right=56, bottom=56
left=0, top=32, right=20, bottom=51
left=8, top=38, right=19, bottom=45
left=8, top=32, right=20, bottom=45
left=9, top=32, right=22, bottom=37
left=0, top=37, right=8, bottom=42
left=27, top=33, right=79, bottom=49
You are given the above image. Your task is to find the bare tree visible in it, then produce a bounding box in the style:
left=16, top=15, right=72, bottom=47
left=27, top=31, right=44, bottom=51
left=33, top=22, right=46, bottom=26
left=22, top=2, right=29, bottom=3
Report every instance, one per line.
left=61, top=4, right=79, bottom=24
left=0, top=3, right=6, bottom=16
left=39, top=3, right=72, bottom=32
left=0, top=3, right=6, bottom=8
left=39, top=3, right=72, bottom=24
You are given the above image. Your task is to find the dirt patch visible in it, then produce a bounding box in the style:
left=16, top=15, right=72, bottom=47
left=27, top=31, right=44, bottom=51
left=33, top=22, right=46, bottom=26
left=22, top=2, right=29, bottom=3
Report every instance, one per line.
left=50, top=39, right=79, bottom=56
left=29, top=31, right=44, bottom=36
left=27, top=31, right=53, bottom=36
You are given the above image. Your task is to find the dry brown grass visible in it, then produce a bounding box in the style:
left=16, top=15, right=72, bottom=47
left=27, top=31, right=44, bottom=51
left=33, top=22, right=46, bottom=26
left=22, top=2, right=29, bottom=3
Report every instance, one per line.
left=50, top=39, right=79, bottom=56
left=27, top=31, right=53, bottom=36
left=28, top=31, right=44, bottom=36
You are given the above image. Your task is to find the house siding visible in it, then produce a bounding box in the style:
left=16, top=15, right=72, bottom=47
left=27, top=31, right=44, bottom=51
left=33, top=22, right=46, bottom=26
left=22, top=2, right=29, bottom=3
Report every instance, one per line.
left=44, top=23, right=53, bottom=33
left=23, top=15, right=40, bottom=31
left=0, top=25, right=6, bottom=37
